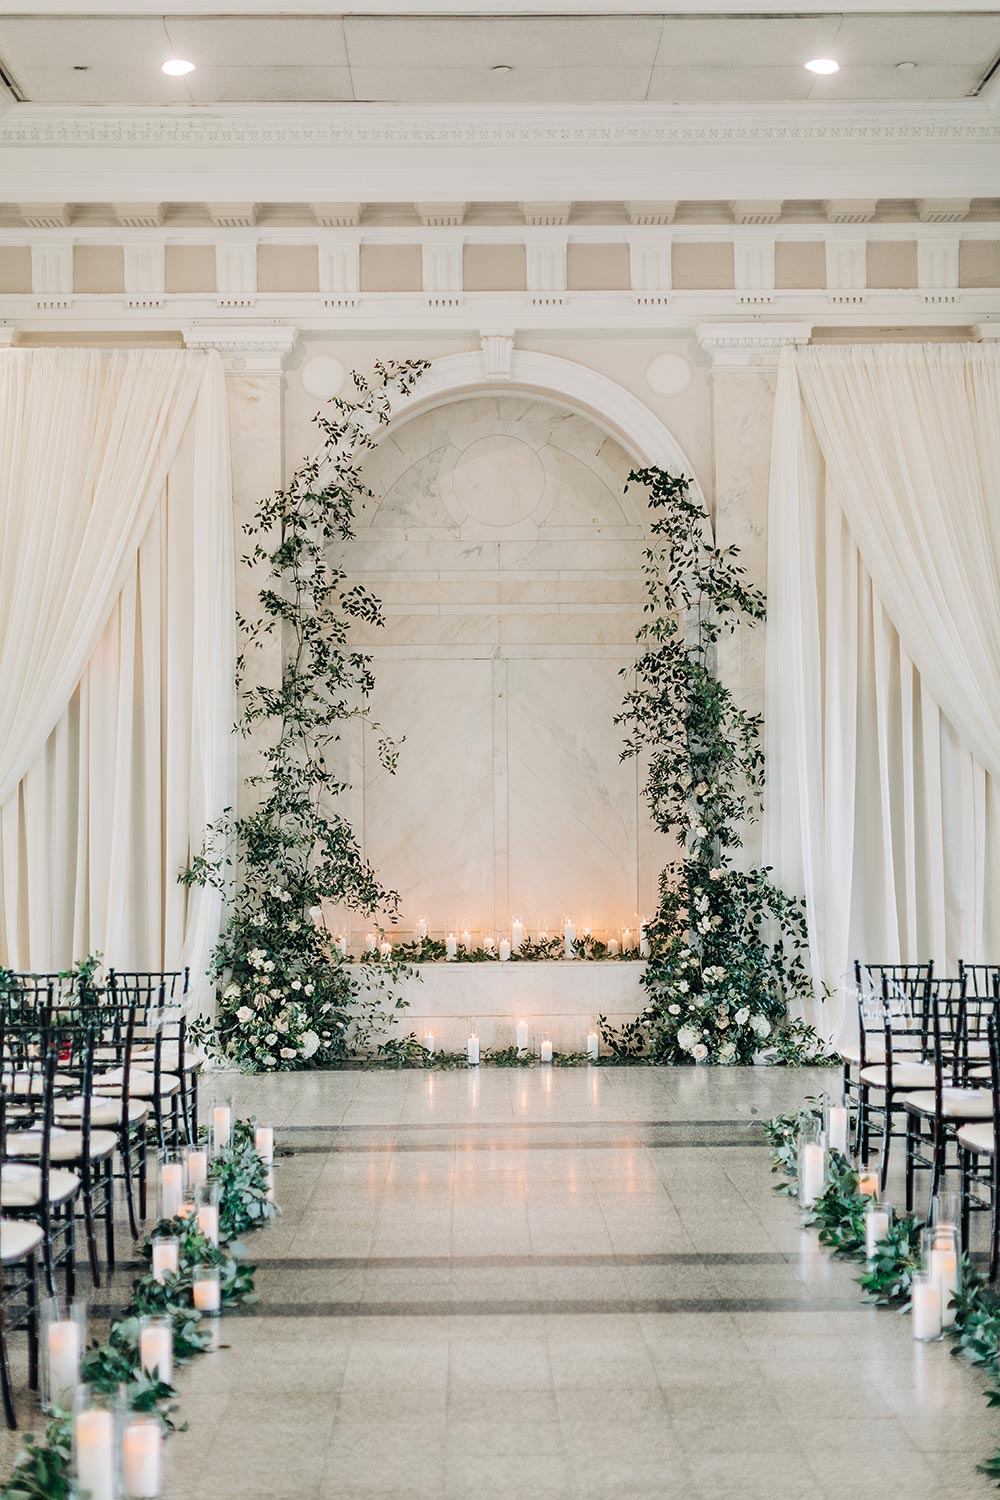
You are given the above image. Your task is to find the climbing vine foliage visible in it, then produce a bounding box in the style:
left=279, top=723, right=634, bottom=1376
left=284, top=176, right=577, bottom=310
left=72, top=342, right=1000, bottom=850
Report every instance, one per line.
left=602, top=467, right=826, bottom=1064
left=181, top=359, right=428, bottom=1071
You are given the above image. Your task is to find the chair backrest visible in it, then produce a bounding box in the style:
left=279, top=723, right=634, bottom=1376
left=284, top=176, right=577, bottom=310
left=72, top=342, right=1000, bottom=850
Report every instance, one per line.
left=958, top=961, right=1000, bottom=1001
left=925, top=978, right=967, bottom=1097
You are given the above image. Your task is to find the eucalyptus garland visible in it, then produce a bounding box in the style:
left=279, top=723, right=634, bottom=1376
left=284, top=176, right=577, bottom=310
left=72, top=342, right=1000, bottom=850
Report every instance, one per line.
left=602, top=467, right=828, bottom=1065
left=762, top=1104, right=1000, bottom=1486
left=181, top=360, right=429, bottom=1073
left=0, top=1119, right=277, bottom=1499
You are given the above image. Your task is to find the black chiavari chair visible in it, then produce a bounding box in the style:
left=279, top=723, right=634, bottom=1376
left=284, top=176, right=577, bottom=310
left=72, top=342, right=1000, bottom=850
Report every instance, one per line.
left=107, top=971, right=193, bottom=1148
left=0, top=1088, right=41, bottom=1429
left=857, top=971, right=937, bottom=1188
left=958, top=1013, right=1000, bottom=1280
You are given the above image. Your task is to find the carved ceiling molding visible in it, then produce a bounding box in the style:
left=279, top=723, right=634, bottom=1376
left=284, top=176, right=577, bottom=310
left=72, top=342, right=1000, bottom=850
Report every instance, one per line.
left=1, top=106, right=999, bottom=149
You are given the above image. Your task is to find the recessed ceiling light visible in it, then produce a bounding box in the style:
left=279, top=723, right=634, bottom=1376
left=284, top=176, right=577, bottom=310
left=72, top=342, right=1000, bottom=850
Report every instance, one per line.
left=805, top=58, right=839, bottom=75
left=491, top=64, right=512, bottom=74
left=896, top=60, right=917, bottom=70
left=161, top=58, right=195, bottom=77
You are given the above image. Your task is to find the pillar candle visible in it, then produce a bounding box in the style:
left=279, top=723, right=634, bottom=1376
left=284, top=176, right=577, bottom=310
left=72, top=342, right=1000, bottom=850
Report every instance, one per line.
left=160, top=1161, right=183, bottom=1219
left=336, top=934, right=347, bottom=958
left=309, top=905, right=323, bottom=927
left=467, top=1032, right=480, bottom=1066
left=462, top=929, right=471, bottom=950
left=364, top=932, right=377, bottom=953
left=196, top=1203, right=219, bottom=1247
left=122, top=1420, right=162, bottom=1500
left=140, top=1324, right=173, bottom=1386
left=151, top=1239, right=179, bottom=1284
left=540, top=1038, right=554, bottom=1064
left=912, top=1279, right=942, bottom=1341
left=930, top=1245, right=960, bottom=1328
left=639, top=918, right=650, bottom=958
left=798, top=1143, right=825, bottom=1207
left=622, top=927, right=632, bottom=950
left=857, top=1169, right=879, bottom=1200
left=607, top=938, right=620, bottom=958
left=564, top=918, right=576, bottom=958
left=586, top=1031, right=599, bottom=1062
left=416, top=916, right=428, bottom=940
left=254, top=1124, right=274, bottom=1165
left=827, top=1106, right=849, bottom=1156
left=484, top=934, right=495, bottom=955
left=379, top=939, right=392, bottom=960
left=498, top=938, right=511, bottom=962
left=511, top=917, right=524, bottom=950
left=445, top=932, right=458, bottom=960
left=75, top=1408, right=115, bottom=1500
left=864, top=1207, right=890, bottom=1261
left=192, top=1278, right=221, bottom=1314
left=186, top=1148, right=208, bottom=1189
left=46, top=1320, right=80, bottom=1403
left=515, top=1020, right=529, bottom=1053
left=211, top=1105, right=232, bottom=1151
left=424, top=1032, right=435, bottom=1058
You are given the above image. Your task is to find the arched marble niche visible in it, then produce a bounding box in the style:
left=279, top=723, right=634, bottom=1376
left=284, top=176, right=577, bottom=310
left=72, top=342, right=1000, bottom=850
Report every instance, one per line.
left=337, top=394, right=669, bottom=939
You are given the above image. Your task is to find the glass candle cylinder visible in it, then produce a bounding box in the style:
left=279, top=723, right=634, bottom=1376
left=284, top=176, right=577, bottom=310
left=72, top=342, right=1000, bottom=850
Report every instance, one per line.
left=498, top=937, right=511, bottom=962
left=335, top=934, right=347, bottom=959
left=564, top=917, right=576, bottom=958
left=864, top=1201, right=892, bottom=1262
left=586, top=1031, right=599, bottom=1062
left=416, top=916, right=428, bottom=940
left=191, top=1264, right=222, bottom=1318
left=923, top=1223, right=961, bottom=1329
left=184, top=1145, right=208, bottom=1191
left=209, top=1099, right=233, bottom=1154
left=445, top=932, right=458, bottom=960
left=424, top=1031, right=435, bottom=1058
left=797, top=1119, right=827, bottom=1209
left=158, top=1150, right=185, bottom=1221
left=41, top=1298, right=86, bottom=1413
left=253, top=1123, right=274, bottom=1166
left=911, top=1272, right=943, bottom=1341
left=515, top=1019, right=529, bottom=1053
left=824, top=1094, right=850, bottom=1157
left=931, top=1192, right=962, bottom=1237
left=74, top=1385, right=123, bottom=1500
left=511, top=917, right=524, bottom=950
left=194, top=1182, right=221, bottom=1248
left=855, top=1161, right=879, bottom=1200
left=540, top=1037, right=554, bottom=1064
left=466, top=1029, right=480, bottom=1066
left=138, top=1315, right=173, bottom=1388
left=150, top=1232, right=179, bottom=1285
left=607, top=938, right=620, bottom=958
left=122, top=1415, right=162, bottom=1500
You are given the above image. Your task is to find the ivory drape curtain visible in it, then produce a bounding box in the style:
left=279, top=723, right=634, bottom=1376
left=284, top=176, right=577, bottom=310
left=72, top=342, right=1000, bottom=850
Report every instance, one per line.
left=0, top=348, right=235, bottom=1001
left=765, top=343, right=1000, bottom=1035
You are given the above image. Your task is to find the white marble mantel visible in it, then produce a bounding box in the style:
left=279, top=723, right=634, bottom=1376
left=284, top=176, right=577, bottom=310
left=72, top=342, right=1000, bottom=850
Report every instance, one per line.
left=366, top=960, right=647, bottom=1055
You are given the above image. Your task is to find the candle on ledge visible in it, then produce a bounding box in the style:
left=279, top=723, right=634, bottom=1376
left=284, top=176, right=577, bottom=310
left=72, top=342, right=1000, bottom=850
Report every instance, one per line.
left=379, top=939, right=393, bottom=960
left=798, top=1143, right=825, bottom=1208
left=159, top=1160, right=184, bottom=1220
left=639, top=917, right=650, bottom=958
left=192, top=1266, right=221, bottom=1316
left=364, top=932, right=377, bottom=954
left=864, top=1204, right=890, bottom=1261
left=75, top=1407, right=116, bottom=1500
left=445, top=931, right=458, bottom=960
left=622, top=926, right=632, bottom=951
left=254, top=1124, right=274, bottom=1166
left=912, top=1274, right=942, bottom=1341
left=540, top=1037, right=554, bottom=1064
left=185, top=1147, right=208, bottom=1190
left=467, top=1031, right=480, bottom=1066
left=424, top=1031, right=435, bottom=1058
left=210, top=1104, right=232, bottom=1152
left=607, top=938, right=620, bottom=958
left=122, top=1417, right=162, bottom=1500
left=336, top=933, right=347, bottom=958
left=139, top=1319, right=173, bottom=1387
left=515, top=1019, right=529, bottom=1053
left=461, top=929, right=471, bottom=951
left=564, top=917, right=576, bottom=959
left=150, top=1235, right=179, bottom=1285
left=46, top=1319, right=80, bottom=1407
left=511, top=916, right=524, bottom=951
left=498, top=936, right=511, bottom=962
left=586, top=1031, right=599, bottom=1062
left=484, top=933, right=496, bottom=955
left=417, top=916, right=428, bottom=940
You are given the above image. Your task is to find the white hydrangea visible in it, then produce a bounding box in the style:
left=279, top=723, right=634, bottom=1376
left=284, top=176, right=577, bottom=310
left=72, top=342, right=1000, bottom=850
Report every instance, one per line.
left=709, top=868, right=723, bottom=880
left=676, top=1025, right=699, bottom=1054
left=751, top=1016, right=771, bottom=1038
left=735, top=1007, right=750, bottom=1025
left=300, top=1030, right=320, bottom=1059
left=280, top=1047, right=296, bottom=1059
left=719, top=1041, right=736, bottom=1061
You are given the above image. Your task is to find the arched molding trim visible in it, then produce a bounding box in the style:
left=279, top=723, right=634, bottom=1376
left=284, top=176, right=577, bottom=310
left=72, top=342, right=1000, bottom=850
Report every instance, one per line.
left=377, top=347, right=704, bottom=502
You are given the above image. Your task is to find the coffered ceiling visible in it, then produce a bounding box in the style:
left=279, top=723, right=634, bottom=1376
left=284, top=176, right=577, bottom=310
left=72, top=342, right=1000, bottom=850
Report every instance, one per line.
left=0, top=9, right=998, bottom=104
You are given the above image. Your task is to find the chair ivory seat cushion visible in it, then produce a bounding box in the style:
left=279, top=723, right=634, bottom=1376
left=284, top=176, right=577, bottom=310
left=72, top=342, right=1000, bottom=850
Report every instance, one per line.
left=2, top=1070, right=77, bottom=1096
left=860, top=1062, right=936, bottom=1089
left=838, top=1040, right=887, bottom=1066
left=903, top=1088, right=995, bottom=1120
left=0, top=1218, right=44, bottom=1263
left=7, top=1128, right=118, bottom=1162
left=0, top=1165, right=80, bottom=1208
left=55, top=1095, right=148, bottom=1127
left=958, top=1122, right=996, bottom=1154
left=133, top=1044, right=205, bottom=1073
left=94, top=1068, right=181, bottom=1098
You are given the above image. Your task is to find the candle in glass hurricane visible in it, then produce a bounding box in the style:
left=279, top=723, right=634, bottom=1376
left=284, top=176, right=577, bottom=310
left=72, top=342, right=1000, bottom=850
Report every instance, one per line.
left=498, top=937, right=511, bottom=962
left=364, top=932, right=377, bottom=954
left=911, top=1273, right=942, bottom=1341
left=467, top=1031, right=480, bottom=1066
left=639, top=918, right=650, bottom=958
left=586, top=1031, right=599, bottom=1062
left=424, top=1031, right=435, bottom=1058
left=564, top=918, right=576, bottom=958
left=540, top=1037, right=554, bottom=1064
left=416, top=916, right=428, bottom=940
left=856, top=1165, right=879, bottom=1200
left=607, top=938, right=620, bottom=958
left=159, top=1157, right=184, bottom=1219
left=75, top=1406, right=116, bottom=1500
left=335, top=933, right=347, bottom=958
left=445, top=931, right=458, bottom=960
left=44, top=1309, right=82, bottom=1410
left=515, top=1019, right=529, bottom=1053
left=185, top=1147, right=208, bottom=1190
left=254, top=1123, right=274, bottom=1165
left=379, top=939, right=392, bottom=960
left=123, top=1416, right=162, bottom=1499
left=864, top=1202, right=891, bottom=1261
left=139, top=1317, right=173, bottom=1386
left=210, top=1103, right=232, bottom=1153
left=192, top=1266, right=221, bottom=1316
left=150, top=1234, right=179, bottom=1285
left=511, top=916, right=524, bottom=950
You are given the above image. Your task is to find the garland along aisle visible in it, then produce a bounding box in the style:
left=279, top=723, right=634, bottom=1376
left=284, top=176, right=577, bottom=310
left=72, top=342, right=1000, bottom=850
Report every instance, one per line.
left=182, top=360, right=429, bottom=1074
left=1, top=1122, right=277, bottom=1499
left=601, top=468, right=828, bottom=1066
left=762, top=1103, right=1000, bottom=1486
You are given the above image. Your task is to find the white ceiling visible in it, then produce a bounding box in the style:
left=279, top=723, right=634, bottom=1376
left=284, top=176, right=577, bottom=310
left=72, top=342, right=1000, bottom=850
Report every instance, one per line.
left=0, top=10, right=997, bottom=104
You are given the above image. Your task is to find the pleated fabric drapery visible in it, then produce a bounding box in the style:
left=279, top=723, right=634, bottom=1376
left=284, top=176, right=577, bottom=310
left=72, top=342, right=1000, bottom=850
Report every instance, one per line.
left=765, top=343, right=1000, bottom=1036
left=0, top=348, right=235, bottom=1002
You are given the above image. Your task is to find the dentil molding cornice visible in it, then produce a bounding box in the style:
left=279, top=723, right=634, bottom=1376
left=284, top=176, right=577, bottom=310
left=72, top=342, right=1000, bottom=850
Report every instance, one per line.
left=2, top=103, right=999, bottom=149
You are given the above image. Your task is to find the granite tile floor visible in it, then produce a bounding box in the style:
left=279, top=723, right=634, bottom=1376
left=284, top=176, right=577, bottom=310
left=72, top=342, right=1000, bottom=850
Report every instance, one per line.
left=3, top=1064, right=998, bottom=1500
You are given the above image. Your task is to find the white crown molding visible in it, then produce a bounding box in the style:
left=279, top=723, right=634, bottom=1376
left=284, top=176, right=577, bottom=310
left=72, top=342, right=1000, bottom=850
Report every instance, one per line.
left=182, top=323, right=298, bottom=373
left=696, top=322, right=814, bottom=371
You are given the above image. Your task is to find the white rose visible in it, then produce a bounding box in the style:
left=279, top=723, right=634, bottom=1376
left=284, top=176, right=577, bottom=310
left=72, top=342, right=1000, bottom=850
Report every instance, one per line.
left=291, top=979, right=302, bottom=991
left=280, top=1047, right=296, bottom=1059
left=691, top=1043, right=709, bottom=1061
left=265, top=1032, right=278, bottom=1045
left=300, top=1030, right=320, bottom=1059
left=264, top=960, right=275, bottom=973
left=735, top=1007, right=750, bottom=1025
left=716, top=1013, right=729, bottom=1029
left=709, top=868, right=723, bottom=880
left=720, top=1042, right=736, bottom=1061
left=677, top=981, right=689, bottom=994
left=752, top=1016, right=771, bottom=1038
left=668, top=1004, right=681, bottom=1015
left=676, top=1026, right=698, bottom=1053
left=304, top=983, right=314, bottom=996
left=236, top=1006, right=253, bottom=1023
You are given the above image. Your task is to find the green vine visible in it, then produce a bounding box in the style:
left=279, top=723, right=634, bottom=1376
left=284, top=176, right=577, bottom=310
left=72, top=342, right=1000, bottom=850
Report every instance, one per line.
left=600, top=467, right=829, bottom=1066
left=181, top=360, right=429, bottom=1072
